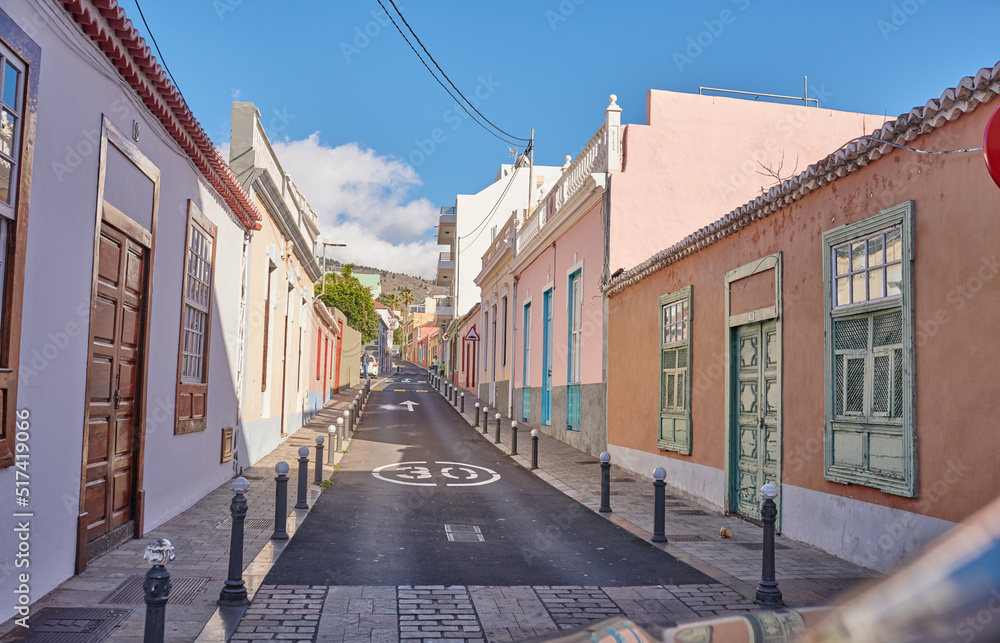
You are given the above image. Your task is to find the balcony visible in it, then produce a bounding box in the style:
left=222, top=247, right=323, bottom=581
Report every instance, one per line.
left=437, top=206, right=456, bottom=245
left=436, top=251, right=455, bottom=286
left=433, top=296, right=455, bottom=321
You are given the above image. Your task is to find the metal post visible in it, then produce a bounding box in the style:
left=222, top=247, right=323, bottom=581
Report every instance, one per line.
left=336, top=417, right=344, bottom=453
left=314, top=436, right=325, bottom=485
left=755, top=483, right=784, bottom=606
left=348, top=403, right=354, bottom=434
left=482, top=408, right=490, bottom=434
left=327, top=426, right=335, bottom=464
left=530, top=429, right=539, bottom=470
left=652, top=467, right=667, bottom=543
left=272, top=462, right=289, bottom=540
left=474, top=403, right=480, bottom=428
left=142, top=538, right=174, bottom=643
left=599, top=452, right=612, bottom=513
left=219, top=478, right=250, bottom=606
left=494, top=413, right=501, bottom=444
left=460, top=392, right=465, bottom=413
left=511, top=421, right=518, bottom=455
left=295, top=447, right=309, bottom=510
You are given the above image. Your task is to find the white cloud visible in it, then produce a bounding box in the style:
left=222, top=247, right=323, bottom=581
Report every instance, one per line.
left=270, top=134, right=439, bottom=278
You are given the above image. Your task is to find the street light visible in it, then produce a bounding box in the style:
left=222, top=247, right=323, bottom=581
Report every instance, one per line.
left=317, top=238, right=347, bottom=300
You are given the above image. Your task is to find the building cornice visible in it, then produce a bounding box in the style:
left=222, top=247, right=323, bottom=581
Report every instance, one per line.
left=511, top=176, right=605, bottom=274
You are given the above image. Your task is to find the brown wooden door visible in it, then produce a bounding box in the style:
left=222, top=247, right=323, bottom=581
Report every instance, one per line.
left=83, top=222, right=148, bottom=542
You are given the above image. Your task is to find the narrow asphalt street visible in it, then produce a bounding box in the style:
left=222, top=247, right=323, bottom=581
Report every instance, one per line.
left=264, top=364, right=711, bottom=587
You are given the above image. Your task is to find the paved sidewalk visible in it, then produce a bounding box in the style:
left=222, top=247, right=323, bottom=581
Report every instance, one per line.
left=1, top=363, right=885, bottom=642
left=0, top=381, right=371, bottom=643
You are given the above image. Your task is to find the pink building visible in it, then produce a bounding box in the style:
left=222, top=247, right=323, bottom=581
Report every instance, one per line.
left=512, top=92, right=888, bottom=456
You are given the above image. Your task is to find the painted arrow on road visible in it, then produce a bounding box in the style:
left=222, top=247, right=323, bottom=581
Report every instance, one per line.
left=400, top=400, right=419, bottom=412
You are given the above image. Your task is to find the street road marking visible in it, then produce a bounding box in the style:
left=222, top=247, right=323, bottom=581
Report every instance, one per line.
left=417, top=390, right=429, bottom=393
left=372, top=461, right=501, bottom=487
left=393, top=389, right=406, bottom=392
left=400, top=400, right=419, bottom=411
left=445, top=524, right=485, bottom=542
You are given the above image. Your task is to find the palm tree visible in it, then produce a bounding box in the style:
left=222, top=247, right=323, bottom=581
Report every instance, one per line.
left=399, top=288, right=413, bottom=360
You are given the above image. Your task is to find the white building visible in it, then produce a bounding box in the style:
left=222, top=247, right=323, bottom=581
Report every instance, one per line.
left=0, top=0, right=262, bottom=618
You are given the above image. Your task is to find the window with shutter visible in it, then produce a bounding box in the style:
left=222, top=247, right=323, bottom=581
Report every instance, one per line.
left=0, top=18, right=38, bottom=466
left=658, top=286, right=692, bottom=454
left=823, top=201, right=915, bottom=497
left=175, top=201, right=217, bottom=434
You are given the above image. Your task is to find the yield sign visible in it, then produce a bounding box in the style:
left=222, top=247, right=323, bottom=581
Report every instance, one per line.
left=465, top=327, right=480, bottom=341
left=400, top=400, right=420, bottom=412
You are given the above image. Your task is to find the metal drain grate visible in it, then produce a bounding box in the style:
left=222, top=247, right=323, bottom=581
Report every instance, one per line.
left=737, top=541, right=790, bottom=550
left=671, top=509, right=710, bottom=516
left=100, top=575, right=209, bottom=606
left=665, top=534, right=713, bottom=542
left=1, top=607, right=131, bottom=642
left=445, top=524, right=484, bottom=542
left=216, top=517, right=274, bottom=531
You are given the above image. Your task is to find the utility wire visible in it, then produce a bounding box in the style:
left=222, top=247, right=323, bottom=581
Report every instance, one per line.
left=374, top=0, right=525, bottom=148
left=459, top=165, right=521, bottom=246
left=852, top=135, right=983, bottom=154
left=133, top=0, right=182, bottom=94
left=384, top=0, right=530, bottom=143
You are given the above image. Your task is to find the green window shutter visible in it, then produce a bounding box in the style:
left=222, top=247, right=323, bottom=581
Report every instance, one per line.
left=658, top=287, right=692, bottom=455
left=823, top=202, right=915, bottom=497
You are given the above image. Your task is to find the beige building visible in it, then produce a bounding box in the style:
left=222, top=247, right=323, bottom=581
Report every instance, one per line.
left=474, top=214, right=517, bottom=413
left=230, top=102, right=327, bottom=464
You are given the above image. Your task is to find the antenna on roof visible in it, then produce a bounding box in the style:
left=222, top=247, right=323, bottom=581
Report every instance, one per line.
left=698, top=76, right=817, bottom=107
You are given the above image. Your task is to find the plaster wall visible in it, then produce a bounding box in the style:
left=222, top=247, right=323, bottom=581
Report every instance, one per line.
left=609, top=90, right=890, bottom=273
left=607, top=91, right=1000, bottom=569
left=0, top=0, right=247, bottom=617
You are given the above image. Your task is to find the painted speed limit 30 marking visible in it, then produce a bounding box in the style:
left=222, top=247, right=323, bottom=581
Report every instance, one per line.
left=372, top=461, right=501, bottom=487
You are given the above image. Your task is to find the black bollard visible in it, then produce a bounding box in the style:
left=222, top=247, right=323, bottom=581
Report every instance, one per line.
left=219, top=478, right=250, bottom=606
left=142, top=538, right=174, bottom=643
left=460, top=393, right=465, bottom=413
left=327, top=426, right=335, bottom=464
left=754, top=483, right=784, bottom=606
left=599, top=452, right=612, bottom=513
left=314, top=436, right=325, bottom=485
left=530, top=429, right=539, bottom=470
left=348, top=403, right=354, bottom=434
left=272, top=462, right=289, bottom=540
left=474, top=403, right=480, bottom=428
left=652, top=467, right=667, bottom=543
left=511, top=421, right=519, bottom=455
left=494, top=413, right=502, bottom=444
left=295, top=447, right=309, bottom=509
left=482, top=408, right=490, bottom=434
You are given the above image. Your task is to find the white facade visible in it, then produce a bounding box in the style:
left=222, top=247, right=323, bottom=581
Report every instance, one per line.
left=0, top=0, right=259, bottom=621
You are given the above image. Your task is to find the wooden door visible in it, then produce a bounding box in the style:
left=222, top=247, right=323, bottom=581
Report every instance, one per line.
left=732, top=320, right=780, bottom=521
left=83, top=222, right=148, bottom=542
left=542, top=291, right=553, bottom=426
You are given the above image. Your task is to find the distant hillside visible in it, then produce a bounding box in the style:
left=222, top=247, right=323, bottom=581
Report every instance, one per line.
left=324, top=259, right=446, bottom=303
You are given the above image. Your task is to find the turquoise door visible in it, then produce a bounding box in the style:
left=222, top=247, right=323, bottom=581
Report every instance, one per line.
left=542, top=290, right=553, bottom=426
left=731, top=320, right=780, bottom=521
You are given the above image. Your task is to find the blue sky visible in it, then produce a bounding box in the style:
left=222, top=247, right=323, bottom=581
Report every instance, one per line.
left=125, top=0, right=1000, bottom=277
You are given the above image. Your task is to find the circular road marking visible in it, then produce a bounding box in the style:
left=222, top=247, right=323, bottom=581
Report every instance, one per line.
left=372, top=461, right=501, bottom=487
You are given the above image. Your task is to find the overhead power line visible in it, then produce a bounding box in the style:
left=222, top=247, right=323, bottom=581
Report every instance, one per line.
left=459, top=164, right=521, bottom=247
left=384, top=0, right=530, bottom=143
left=374, top=0, right=527, bottom=148
left=133, top=0, right=182, bottom=94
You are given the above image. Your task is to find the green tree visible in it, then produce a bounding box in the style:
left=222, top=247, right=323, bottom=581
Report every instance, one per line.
left=393, top=325, right=402, bottom=345
left=315, top=264, right=378, bottom=343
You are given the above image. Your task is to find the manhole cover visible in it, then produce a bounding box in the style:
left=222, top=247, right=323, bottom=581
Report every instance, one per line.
left=666, top=535, right=713, bottom=542
left=101, top=575, right=210, bottom=606
left=2, top=608, right=131, bottom=642
left=216, top=517, right=274, bottom=531
left=671, top=509, right=709, bottom=516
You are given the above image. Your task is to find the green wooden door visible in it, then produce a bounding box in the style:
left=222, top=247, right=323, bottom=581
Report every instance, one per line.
left=732, top=320, right=780, bottom=521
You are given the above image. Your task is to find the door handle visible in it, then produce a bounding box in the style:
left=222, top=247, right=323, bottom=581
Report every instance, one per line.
left=114, top=389, right=121, bottom=410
